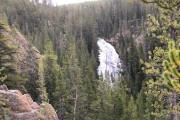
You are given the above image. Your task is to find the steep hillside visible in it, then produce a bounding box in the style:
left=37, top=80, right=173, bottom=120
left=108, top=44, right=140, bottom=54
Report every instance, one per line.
left=0, top=18, right=59, bottom=120
left=0, top=19, right=41, bottom=94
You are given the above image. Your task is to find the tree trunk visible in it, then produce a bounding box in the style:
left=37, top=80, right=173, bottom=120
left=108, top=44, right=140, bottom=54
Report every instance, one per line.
left=172, top=90, right=178, bottom=120
left=73, top=87, right=77, bottom=120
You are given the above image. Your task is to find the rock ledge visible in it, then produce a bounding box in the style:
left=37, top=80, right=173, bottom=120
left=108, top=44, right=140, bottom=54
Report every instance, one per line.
left=0, top=85, right=58, bottom=120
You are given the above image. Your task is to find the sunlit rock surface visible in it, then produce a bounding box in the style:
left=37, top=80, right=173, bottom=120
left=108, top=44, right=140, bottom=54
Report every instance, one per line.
left=0, top=85, right=58, bottom=120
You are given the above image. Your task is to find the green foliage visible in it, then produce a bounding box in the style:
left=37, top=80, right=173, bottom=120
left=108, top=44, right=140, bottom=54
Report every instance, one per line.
left=127, top=39, right=145, bottom=96
left=0, top=67, right=7, bottom=84
left=162, top=41, right=180, bottom=92
left=113, top=78, right=130, bottom=120
left=141, top=0, right=180, bottom=119
left=41, top=40, right=65, bottom=118
left=43, top=40, right=59, bottom=103
left=65, top=38, right=84, bottom=120
left=126, top=96, right=138, bottom=120
left=0, top=0, right=175, bottom=119
left=136, top=87, right=146, bottom=120
left=91, top=78, right=114, bottom=120
left=0, top=17, right=26, bottom=91
left=0, top=68, right=10, bottom=119
left=37, top=56, right=48, bottom=102
left=0, top=94, right=11, bottom=120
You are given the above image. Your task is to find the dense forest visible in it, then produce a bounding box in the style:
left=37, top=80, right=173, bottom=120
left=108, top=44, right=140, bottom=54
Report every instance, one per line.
left=0, top=0, right=179, bottom=120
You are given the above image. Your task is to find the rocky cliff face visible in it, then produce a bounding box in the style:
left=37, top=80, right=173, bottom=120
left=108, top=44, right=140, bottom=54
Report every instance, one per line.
left=1, top=24, right=41, bottom=75
left=106, top=30, right=145, bottom=50
left=0, top=85, right=58, bottom=120
left=0, top=22, right=41, bottom=98
left=11, top=28, right=41, bottom=77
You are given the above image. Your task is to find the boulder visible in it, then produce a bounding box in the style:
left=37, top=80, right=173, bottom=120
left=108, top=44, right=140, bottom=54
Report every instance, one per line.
left=0, top=85, right=59, bottom=120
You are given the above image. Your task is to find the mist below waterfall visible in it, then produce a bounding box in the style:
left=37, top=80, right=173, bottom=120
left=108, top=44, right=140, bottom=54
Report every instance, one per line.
left=97, top=38, right=121, bottom=84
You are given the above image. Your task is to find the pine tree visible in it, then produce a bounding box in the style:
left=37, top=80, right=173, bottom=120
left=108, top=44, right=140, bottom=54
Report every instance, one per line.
left=162, top=41, right=180, bottom=120
left=136, top=86, right=146, bottom=120
left=0, top=67, right=7, bottom=84
left=91, top=76, right=114, bottom=120
left=76, top=38, right=99, bottom=120
left=43, top=40, right=60, bottom=104
left=128, top=38, right=143, bottom=96
left=162, top=41, right=180, bottom=92
left=126, top=96, right=139, bottom=120
left=60, top=36, right=86, bottom=120
left=41, top=40, right=66, bottom=119
left=0, top=94, right=11, bottom=120
left=141, top=0, right=180, bottom=119
left=113, top=77, right=128, bottom=120
left=37, top=56, right=48, bottom=103
left=0, top=68, right=10, bottom=120
left=53, top=66, right=66, bottom=120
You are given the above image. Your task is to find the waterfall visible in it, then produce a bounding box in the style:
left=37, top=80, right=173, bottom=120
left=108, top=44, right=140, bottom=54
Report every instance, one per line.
left=97, top=38, right=122, bottom=84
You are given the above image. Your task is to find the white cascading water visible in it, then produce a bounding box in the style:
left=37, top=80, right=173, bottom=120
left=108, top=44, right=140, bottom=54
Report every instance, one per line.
left=97, top=38, right=121, bottom=84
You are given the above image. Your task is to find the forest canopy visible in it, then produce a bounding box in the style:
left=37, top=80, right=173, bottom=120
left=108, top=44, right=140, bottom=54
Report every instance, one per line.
left=0, top=0, right=179, bottom=120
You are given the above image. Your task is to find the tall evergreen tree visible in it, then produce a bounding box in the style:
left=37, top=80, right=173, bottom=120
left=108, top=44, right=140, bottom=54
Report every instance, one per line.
left=43, top=40, right=60, bottom=104
left=141, top=0, right=180, bottom=119
left=37, top=56, right=48, bottom=102
left=91, top=76, right=114, bottom=120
